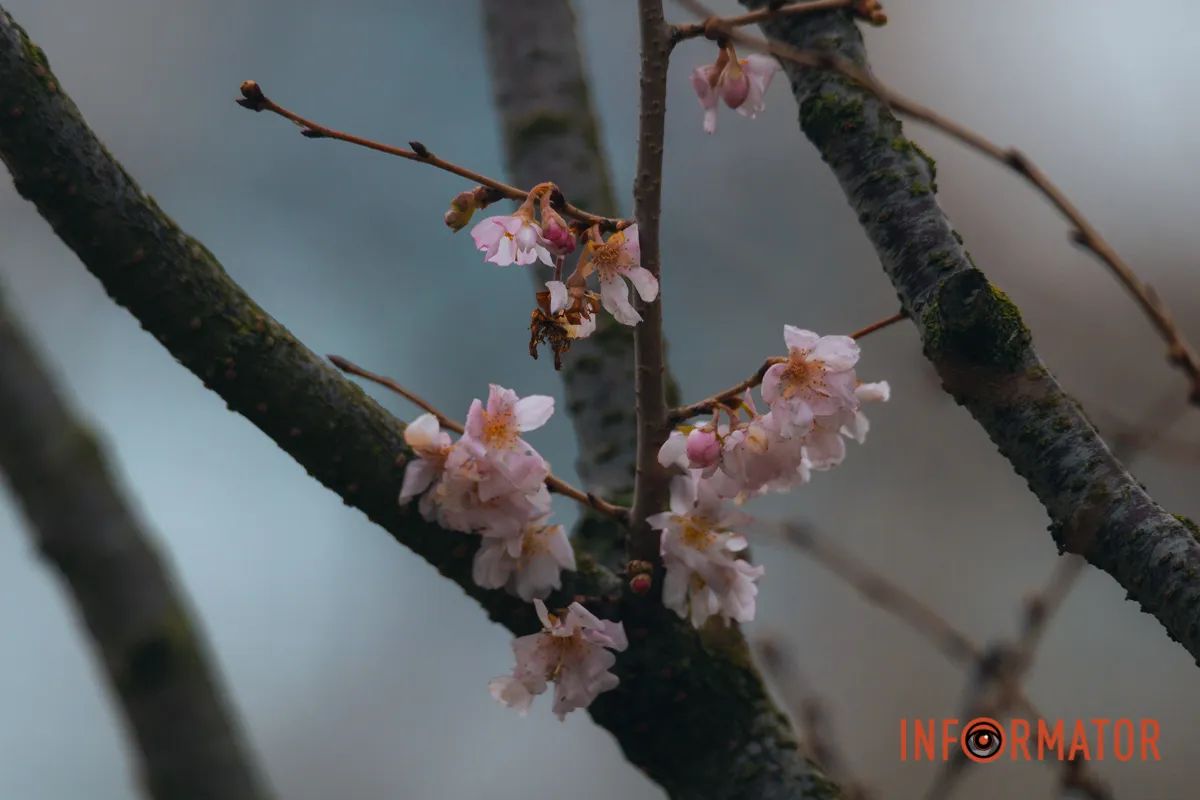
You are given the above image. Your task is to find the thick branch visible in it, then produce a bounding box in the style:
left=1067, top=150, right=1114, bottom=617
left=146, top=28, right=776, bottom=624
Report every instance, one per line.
left=628, top=0, right=674, bottom=566
left=0, top=285, right=272, bottom=800
left=0, top=10, right=837, bottom=798
left=741, top=0, right=1200, bottom=663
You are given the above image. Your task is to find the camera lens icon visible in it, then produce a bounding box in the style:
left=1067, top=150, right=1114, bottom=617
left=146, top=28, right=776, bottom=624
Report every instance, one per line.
left=961, top=718, right=1004, bottom=763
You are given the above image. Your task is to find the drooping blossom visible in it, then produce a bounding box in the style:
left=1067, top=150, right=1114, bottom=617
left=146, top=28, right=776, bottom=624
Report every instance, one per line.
left=473, top=519, right=575, bottom=601
left=546, top=280, right=597, bottom=340
left=489, top=599, right=628, bottom=719
left=470, top=212, right=554, bottom=267
left=690, top=50, right=780, bottom=134
left=577, top=225, right=658, bottom=326
left=399, top=413, right=453, bottom=508
left=648, top=474, right=763, bottom=627
left=762, top=326, right=860, bottom=435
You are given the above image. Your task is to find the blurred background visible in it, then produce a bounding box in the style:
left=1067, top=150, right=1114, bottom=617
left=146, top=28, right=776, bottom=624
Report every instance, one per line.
left=1, top=0, right=1198, bottom=797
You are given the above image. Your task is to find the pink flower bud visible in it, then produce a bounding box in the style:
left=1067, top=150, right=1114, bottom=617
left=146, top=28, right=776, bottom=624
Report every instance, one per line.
left=629, top=573, right=653, bottom=595
left=541, top=211, right=576, bottom=256
left=686, top=428, right=721, bottom=469
left=719, top=63, right=750, bottom=109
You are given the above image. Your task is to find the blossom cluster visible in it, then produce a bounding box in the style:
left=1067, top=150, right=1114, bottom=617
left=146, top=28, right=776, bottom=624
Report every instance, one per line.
left=400, top=385, right=573, bottom=601
left=399, top=385, right=627, bottom=719
left=652, top=327, right=889, bottom=627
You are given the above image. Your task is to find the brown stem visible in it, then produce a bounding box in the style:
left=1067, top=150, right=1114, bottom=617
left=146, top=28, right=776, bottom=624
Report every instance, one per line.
left=671, top=0, right=854, bottom=43
left=676, top=0, right=1200, bottom=405
left=236, top=81, right=627, bottom=231
left=627, top=0, right=675, bottom=567
left=328, top=355, right=629, bottom=522
left=669, top=309, right=905, bottom=421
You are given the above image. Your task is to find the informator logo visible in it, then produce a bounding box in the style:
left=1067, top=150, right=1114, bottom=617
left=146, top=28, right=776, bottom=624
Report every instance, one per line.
left=899, top=717, right=1161, bottom=762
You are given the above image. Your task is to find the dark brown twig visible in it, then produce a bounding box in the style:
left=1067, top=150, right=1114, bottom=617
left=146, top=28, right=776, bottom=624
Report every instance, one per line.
left=671, top=0, right=858, bottom=43
left=328, top=355, right=629, bottom=522
left=237, top=81, right=627, bottom=231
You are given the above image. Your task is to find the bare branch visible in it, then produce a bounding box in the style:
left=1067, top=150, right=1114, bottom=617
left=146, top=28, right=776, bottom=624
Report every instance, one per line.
left=0, top=284, right=272, bottom=800
left=236, top=80, right=628, bottom=231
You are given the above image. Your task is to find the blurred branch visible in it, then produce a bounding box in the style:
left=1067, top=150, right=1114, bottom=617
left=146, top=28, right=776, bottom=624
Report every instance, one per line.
left=235, top=80, right=627, bottom=231
left=679, top=0, right=1200, bottom=405
left=777, top=522, right=1111, bottom=797
left=671, top=310, right=904, bottom=421
left=757, top=640, right=873, bottom=800
left=719, top=0, right=1200, bottom=663
left=0, top=10, right=838, bottom=798
left=327, top=354, right=629, bottom=522
left=0, top=284, right=272, bottom=800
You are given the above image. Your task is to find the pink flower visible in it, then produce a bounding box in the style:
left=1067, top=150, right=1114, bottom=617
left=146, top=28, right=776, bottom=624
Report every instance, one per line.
left=473, top=519, right=576, bottom=601
left=648, top=474, right=762, bottom=627
left=762, top=326, right=860, bottom=435
left=399, top=413, right=453, bottom=504
left=465, top=384, right=555, bottom=454
left=489, top=600, right=627, bottom=719
left=470, top=213, right=554, bottom=267
left=690, top=52, right=779, bottom=134
left=578, top=225, right=658, bottom=326
left=423, top=441, right=551, bottom=539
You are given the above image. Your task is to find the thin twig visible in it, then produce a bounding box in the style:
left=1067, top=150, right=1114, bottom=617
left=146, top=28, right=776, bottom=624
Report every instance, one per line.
left=674, top=0, right=1200, bottom=405
left=669, top=310, right=905, bottom=421
left=628, top=0, right=675, bottom=568
left=237, top=81, right=627, bottom=231
left=671, top=0, right=854, bottom=43
left=328, top=355, right=629, bottom=522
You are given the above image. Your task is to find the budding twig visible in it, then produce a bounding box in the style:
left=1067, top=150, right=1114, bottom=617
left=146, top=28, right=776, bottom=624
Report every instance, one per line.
left=327, top=355, right=629, bottom=522
left=669, top=310, right=905, bottom=422
left=237, top=81, right=628, bottom=231
left=675, top=0, right=1200, bottom=405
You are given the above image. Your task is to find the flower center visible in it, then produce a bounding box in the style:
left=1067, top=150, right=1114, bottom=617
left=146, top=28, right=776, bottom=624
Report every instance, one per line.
left=589, top=241, right=622, bottom=279
left=780, top=350, right=825, bottom=399
left=680, top=517, right=717, bottom=550
left=481, top=410, right=518, bottom=450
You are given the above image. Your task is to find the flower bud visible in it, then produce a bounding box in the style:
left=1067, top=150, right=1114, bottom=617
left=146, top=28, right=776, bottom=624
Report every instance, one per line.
left=629, top=573, right=653, bottom=595
left=443, top=189, right=479, bottom=232
left=686, top=428, right=721, bottom=469
left=541, top=208, right=576, bottom=256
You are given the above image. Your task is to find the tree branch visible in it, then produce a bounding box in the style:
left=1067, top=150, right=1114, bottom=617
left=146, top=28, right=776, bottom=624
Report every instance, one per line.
left=0, top=284, right=272, bottom=800
left=737, top=0, right=1200, bottom=664
left=628, top=0, right=675, bottom=568
left=236, top=80, right=626, bottom=231
left=0, top=9, right=839, bottom=797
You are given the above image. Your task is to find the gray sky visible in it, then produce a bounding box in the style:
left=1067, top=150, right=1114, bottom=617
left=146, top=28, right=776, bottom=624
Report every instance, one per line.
left=1, top=1, right=1198, bottom=798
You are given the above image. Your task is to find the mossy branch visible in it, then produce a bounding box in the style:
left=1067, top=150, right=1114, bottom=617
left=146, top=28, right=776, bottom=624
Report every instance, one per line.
left=740, top=0, right=1200, bottom=664
left=0, top=7, right=838, bottom=797
left=0, top=282, right=273, bottom=800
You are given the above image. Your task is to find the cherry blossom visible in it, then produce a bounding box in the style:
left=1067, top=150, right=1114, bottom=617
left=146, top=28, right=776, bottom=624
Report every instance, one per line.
left=489, top=599, right=628, bottom=719
left=690, top=50, right=779, bottom=134
left=648, top=474, right=763, bottom=627
left=398, top=413, right=453, bottom=506
left=473, top=519, right=575, bottom=601
left=470, top=212, right=554, bottom=267
left=577, top=225, right=658, bottom=326
left=762, top=326, right=860, bottom=435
